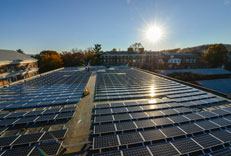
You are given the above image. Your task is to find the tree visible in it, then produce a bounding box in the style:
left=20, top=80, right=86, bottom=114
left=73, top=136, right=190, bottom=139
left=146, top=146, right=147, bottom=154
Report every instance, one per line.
left=93, top=44, right=103, bottom=65
left=93, top=44, right=102, bottom=53
left=61, top=49, right=85, bottom=67
left=40, top=50, right=59, bottom=56
left=39, top=51, right=63, bottom=73
left=111, top=48, right=117, bottom=52
left=204, top=44, right=228, bottom=67
left=16, top=49, right=24, bottom=54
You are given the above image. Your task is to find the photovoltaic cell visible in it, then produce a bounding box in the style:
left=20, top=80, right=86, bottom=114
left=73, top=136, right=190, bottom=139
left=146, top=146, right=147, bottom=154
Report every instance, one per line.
left=172, top=138, right=202, bottom=155
left=95, top=115, right=113, bottom=123
left=135, top=120, right=155, bottom=129
left=211, top=130, right=231, bottom=143
left=193, top=133, right=222, bottom=148
left=119, top=133, right=143, bottom=145
left=152, top=118, right=173, bottom=127
left=114, top=114, right=131, bottom=121
left=122, top=147, right=151, bottom=156
left=116, top=122, right=136, bottom=131
left=195, top=120, right=220, bottom=130
left=160, top=126, right=186, bottom=138
left=2, top=146, right=33, bottom=156
left=140, top=129, right=165, bottom=142
left=168, top=115, right=190, bottom=124
left=94, top=135, right=119, bottom=149
left=178, top=123, right=204, bottom=134
left=93, top=151, right=122, bottom=156
left=148, top=143, right=180, bottom=156
left=197, top=111, right=218, bottom=119
left=29, top=142, right=61, bottom=156
left=130, top=112, right=148, bottom=119
left=94, top=124, right=116, bottom=134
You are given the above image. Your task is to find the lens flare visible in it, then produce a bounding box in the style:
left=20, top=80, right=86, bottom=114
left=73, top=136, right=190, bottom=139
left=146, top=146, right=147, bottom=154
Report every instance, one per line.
left=145, top=25, right=163, bottom=43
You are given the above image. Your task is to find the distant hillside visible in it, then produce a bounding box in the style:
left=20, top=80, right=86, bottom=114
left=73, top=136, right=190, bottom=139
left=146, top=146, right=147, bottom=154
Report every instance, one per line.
left=179, top=44, right=231, bottom=54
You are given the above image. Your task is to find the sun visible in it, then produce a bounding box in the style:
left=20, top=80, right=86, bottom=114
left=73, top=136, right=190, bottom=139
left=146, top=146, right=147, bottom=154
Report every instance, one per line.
left=145, top=25, right=163, bottom=43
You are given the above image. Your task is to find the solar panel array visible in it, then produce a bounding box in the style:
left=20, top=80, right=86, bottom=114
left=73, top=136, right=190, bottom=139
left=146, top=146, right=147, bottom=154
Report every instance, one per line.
left=0, top=68, right=91, bottom=110
left=0, top=67, right=92, bottom=155
left=92, top=68, right=231, bottom=156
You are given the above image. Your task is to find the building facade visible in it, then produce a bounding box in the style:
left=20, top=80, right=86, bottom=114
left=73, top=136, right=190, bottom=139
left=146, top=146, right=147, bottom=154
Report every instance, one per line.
left=101, top=51, right=201, bottom=70
left=0, top=50, right=39, bottom=86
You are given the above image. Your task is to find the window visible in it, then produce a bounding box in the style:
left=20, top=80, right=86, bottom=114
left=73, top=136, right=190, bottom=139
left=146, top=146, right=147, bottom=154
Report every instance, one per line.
left=11, top=66, right=15, bottom=72
left=4, top=67, right=8, bottom=73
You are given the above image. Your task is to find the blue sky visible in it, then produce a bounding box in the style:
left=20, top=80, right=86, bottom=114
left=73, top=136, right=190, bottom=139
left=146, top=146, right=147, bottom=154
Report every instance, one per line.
left=0, top=0, right=231, bottom=54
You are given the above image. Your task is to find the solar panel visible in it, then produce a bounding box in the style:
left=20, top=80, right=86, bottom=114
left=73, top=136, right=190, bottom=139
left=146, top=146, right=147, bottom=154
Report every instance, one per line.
left=146, top=111, right=164, bottom=118
left=36, top=114, right=57, bottom=122
left=211, top=149, right=231, bottom=156
left=110, top=103, right=124, bottom=108
left=61, top=106, right=76, bottom=112
left=211, top=130, right=231, bottom=143
left=2, top=146, right=33, bottom=156
left=184, top=113, right=204, bottom=121
left=43, top=108, right=61, bottom=114
left=211, top=109, right=230, bottom=116
left=211, top=118, right=231, bottom=127
left=94, top=124, right=116, bottom=134
left=174, top=107, right=192, bottom=114
left=95, top=109, right=112, bottom=115
left=40, top=129, right=67, bottom=141
left=135, top=120, right=155, bottom=129
left=168, top=115, right=190, bottom=124
left=118, top=133, right=143, bottom=145
left=29, top=141, right=61, bottom=156
left=178, top=123, right=204, bottom=134
left=0, top=135, right=18, bottom=147
left=12, top=132, right=43, bottom=145
left=152, top=118, right=173, bottom=127
left=172, top=138, right=202, bottom=155
left=0, top=113, right=8, bottom=119
left=130, top=112, right=148, bottom=119
left=113, top=114, right=131, bottom=121
left=161, top=109, right=179, bottom=116
left=95, top=115, right=114, bottom=123
left=122, top=146, right=152, bottom=156
left=148, top=143, right=180, bottom=156
left=127, top=106, right=142, bottom=112
left=93, top=135, right=119, bottom=149
left=93, top=151, right=122, bottom=156
left=111, top=107, right=127, bottom=114
left=140, top=129, right=165, bottom=142
left=56, top=112, right=74, bottom=120
left=195, top=120, right=220, bottom=130
left=160, top=126, right=186, bottom=138
left=0, top=118, right=18, bottom=126
left=116, top=122, right=136, bottom=131
left=25, top=110, right=44, bottom=117
left=197, top=111, right=218, bottom=119
left=192, top=133, right=222, bottom=149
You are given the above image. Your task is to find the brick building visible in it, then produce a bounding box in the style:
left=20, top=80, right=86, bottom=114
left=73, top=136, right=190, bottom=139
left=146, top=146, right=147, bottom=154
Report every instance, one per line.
left=101, top=51, right=201, bottom=70
left=0, top=50, right=39, bottom=86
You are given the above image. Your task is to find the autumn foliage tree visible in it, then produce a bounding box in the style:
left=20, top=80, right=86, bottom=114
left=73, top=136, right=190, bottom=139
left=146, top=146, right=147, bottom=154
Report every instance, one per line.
left=39, top=51, right=63, bottom=73
left=61, top=49, right=85, bottom=66
left=204, top=44, right=228, bottom=67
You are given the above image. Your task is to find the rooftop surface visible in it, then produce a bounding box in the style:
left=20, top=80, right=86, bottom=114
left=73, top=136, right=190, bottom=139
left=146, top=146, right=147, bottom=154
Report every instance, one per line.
left=0, top=49, right=37, bottom=63
left=157, top=68, right=231, bottom=75
left=0, top=66, right=231, bottom=156
left=197, top=78, right=231, bottom=94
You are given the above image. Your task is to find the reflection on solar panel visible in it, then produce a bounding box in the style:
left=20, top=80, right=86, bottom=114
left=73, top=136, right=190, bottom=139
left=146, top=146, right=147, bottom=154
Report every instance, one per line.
left=91, top=68, right=231, bottom=155
left=0, top=68, right=91, bottom=110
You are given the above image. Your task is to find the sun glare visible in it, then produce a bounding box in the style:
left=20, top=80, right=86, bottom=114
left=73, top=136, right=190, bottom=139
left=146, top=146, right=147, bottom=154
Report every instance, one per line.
left=145, top=25, right=163, bottom=43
